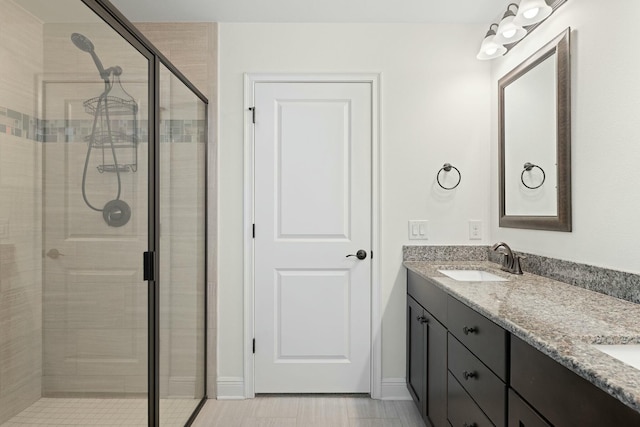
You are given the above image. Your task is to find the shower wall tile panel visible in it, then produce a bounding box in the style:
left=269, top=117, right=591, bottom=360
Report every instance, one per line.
left=0, top=1, right=44, bottom=424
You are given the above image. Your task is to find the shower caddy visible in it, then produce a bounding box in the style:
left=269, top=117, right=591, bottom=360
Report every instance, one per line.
left=71, top=32, right=138, bottom=227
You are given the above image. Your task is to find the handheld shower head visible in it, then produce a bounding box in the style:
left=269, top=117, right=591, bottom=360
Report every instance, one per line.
left=71, top=33, right=94, bottom=53
left=70, top=32, right=110, bottom=81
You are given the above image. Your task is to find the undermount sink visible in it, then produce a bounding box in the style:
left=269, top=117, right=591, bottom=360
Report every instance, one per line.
left=437, top=269, right=508, bottom=282
left=592, top=344, right=640, bottom=371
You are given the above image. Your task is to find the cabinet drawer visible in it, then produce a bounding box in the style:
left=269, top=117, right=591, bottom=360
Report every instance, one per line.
left=449, top=334, right=506, bottom=427
left=448, top=296, right=507, bottom=381
left=448, top=372, right=494, bottom=427
left=508, top=389, right=550, bottom=427
left=511, top=335, right=640, bottom=426
left=408, top=270, right=447, bottom=324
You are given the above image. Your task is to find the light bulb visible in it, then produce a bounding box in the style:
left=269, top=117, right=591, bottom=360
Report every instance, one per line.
left=503, top=29, right=517, bottom=39
left=523, top=7, right=539, bottom=19
left=486, top=47, right=498, bottom=56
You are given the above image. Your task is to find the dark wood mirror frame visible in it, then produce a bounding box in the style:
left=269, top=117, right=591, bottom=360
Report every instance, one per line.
left=499, top=28, right=571, bottom=231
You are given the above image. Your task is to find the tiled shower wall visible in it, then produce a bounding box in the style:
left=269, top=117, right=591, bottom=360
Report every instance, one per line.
left=0, top=0, right=44, bottom=423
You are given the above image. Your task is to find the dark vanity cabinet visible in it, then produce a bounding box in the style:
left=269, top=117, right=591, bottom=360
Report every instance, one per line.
left=407, top=268, right=640, bottom=427
left=407, top=271, right=448, bottom=427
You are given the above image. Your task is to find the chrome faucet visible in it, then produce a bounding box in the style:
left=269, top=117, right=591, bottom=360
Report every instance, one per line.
left=491, top=242, right=524, bottom=275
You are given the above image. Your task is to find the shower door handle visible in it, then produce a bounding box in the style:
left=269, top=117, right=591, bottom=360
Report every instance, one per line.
left=46, top=248, right=65, bottom=259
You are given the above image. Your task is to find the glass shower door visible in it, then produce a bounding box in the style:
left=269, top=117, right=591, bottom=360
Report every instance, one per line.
left=158, top=63, right=207, bottom=426
left=41, top=3, right=150, bottom=424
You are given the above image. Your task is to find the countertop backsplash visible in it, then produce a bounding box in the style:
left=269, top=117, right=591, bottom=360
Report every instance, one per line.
left=403, top=245, right=640, bottom=304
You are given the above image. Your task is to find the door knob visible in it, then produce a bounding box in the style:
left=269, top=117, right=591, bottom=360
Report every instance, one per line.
left=46, top=248, right=65, bottom=259
left=346, top=250, right=367, bottom=260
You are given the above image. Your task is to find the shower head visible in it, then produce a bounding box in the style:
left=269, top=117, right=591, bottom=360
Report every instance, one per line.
left=71, top=33, right=94, bottom=53
left=70, top=32, right=110, bottom=81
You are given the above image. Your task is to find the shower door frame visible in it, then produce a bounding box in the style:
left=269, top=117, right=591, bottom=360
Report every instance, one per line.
left=78, top=1, right=209, bottom=426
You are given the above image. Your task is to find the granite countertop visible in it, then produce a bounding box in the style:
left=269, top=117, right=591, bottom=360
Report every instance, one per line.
left=404, top=260, right=640, bottom=413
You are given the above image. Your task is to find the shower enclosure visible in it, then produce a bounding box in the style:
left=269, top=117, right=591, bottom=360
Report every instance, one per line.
left=0, top=1, right=207, bottom=426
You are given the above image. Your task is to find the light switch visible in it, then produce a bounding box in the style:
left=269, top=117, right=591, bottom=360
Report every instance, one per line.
left=409, top=220, right=429, bottom=240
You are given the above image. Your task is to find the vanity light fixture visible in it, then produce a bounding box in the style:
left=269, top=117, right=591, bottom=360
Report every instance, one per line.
left=476, top=24, right=508, bottom=60
left=494, top=3, right=527, bottom=45
left=477, top=0, right=567, bottom=60
left=513, top=0, right=553, bottom=26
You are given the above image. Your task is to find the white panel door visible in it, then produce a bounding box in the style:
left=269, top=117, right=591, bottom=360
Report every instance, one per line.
left=254, top=81, right=372, bottom=393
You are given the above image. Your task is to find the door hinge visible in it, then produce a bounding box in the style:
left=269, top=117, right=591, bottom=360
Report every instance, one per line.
left=252, top=224, right=255, bottom=238
left=143, top=251, right=156, bottom=281
left=252, top=338, right=256, bottom=354
left=249, top=107, right=255, bottom=124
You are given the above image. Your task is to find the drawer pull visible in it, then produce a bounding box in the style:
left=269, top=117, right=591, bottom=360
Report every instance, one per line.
left=463, top=423, right=477, bottom=427
left=463, top=326, right=478, bottom=335
left=463, top=370, right=477, bottom=380
left=417, top=315, right=428, bottom=324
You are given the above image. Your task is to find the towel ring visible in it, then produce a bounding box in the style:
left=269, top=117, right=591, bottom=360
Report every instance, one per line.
left=521, top=162, right=546, bottom=189
left=437, top=163, right=461, bottom=190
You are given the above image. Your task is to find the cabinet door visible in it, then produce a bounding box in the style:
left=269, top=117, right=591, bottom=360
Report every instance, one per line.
left=407, top=296, right=426, bottom=417
left=426, top=311, right=448, bottom=427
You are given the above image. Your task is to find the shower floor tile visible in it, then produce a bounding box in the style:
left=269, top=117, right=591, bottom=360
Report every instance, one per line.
left=1, top=397, right=200, bottom=427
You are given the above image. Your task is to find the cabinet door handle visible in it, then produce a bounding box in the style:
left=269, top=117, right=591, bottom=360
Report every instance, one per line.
left=463, top=370, right=477, bottom=380
left=416, top=315, right=428, bottom=324
left=463, top=326, right=477, bottom=335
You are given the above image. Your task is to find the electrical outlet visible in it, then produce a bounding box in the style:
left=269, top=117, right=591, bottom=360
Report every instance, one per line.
left=469, top=220, right=482, bottom=240
left=408, top=220, right=429, bottom=240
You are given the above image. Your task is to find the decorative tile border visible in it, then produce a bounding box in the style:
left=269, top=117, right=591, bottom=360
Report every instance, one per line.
left=0, top=105, right=205, bottom=143
left=0, top=106, right=38, bottom=140
left=404, top=245, right=640, bottom=304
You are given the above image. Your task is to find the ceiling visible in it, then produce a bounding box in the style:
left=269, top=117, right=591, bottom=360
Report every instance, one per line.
left=108, top=0, right=504, bottom=24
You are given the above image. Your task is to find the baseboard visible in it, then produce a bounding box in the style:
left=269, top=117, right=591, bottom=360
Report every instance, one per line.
left=379, top=378, right=411, bottom=400
left=216, top=377, right=245, bottom=400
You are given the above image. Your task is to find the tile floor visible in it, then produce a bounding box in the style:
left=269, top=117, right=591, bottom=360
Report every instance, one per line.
left=1, top=396, right=425, bottom=426
left=1, top=397, right=199, bottom=426
left=192, top=396, right=426, bottom=427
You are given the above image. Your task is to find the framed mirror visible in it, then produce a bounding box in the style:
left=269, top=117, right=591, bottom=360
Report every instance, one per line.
left=499, top=28, right=571, bottom=231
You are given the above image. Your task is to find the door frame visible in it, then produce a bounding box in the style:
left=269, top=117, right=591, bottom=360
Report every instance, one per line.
left=242, top=73, right=382, bottom=398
